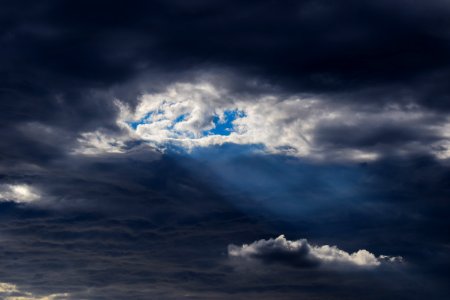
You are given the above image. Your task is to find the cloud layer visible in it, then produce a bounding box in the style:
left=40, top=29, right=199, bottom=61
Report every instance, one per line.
left=0, top=0, right=449, bottom=299
left=0, top=151, right=447, bottom=299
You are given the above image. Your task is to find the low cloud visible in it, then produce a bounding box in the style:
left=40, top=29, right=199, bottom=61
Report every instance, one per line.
left=228, top=235, right=403, bottom=269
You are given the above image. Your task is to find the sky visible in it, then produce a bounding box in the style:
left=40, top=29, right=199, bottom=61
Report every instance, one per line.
left=0, top=0, right=450, bottom=299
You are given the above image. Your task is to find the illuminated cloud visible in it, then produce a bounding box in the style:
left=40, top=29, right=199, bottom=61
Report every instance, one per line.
left=73, top=130, right=128, bottom=155
left=0, top=282, right=69, bottom=300
left=0, top=184, right=40, bottom=203
left=74, top=81, right=445, bottom=161
left=228, top=235, right=403, bottom=269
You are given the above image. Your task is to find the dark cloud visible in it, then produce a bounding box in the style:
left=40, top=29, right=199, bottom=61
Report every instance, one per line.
left=1, top=0, right=450, bottom=105
left=1, top=1, right=450, bottom=299
left=312, top=121, right=442, bottom=158
left=0, top=153, right=449, bottom=299
left=0, top=0, right=449, bottom=166
left=228, top=234, right=402, bottom=269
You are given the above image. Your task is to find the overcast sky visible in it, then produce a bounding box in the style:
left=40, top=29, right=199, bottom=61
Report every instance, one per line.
left=0, top=1, right=450, bottom=299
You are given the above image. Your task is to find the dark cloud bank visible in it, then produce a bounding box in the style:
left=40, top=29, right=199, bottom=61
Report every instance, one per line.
left=0, top=0, right=450, bottom=299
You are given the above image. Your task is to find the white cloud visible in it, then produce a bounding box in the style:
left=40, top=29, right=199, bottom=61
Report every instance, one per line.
left=114, top=82, right=318, bottom=156
left=0, top=184, right=40, bottom=203
left=73, top=130, right=128, bottom=155
left=431, top=117, right=450, bottom=159
left=0, top=282, right=69, bottom=300
left=75, top=80, right=447, bottom=161
left=228, top=235, right=403, bottom=269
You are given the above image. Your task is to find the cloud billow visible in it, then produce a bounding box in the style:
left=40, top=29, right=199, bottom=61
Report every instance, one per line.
left=71, top=81, right=450, bottom=161
left=228, top=235, right=402, bottom=269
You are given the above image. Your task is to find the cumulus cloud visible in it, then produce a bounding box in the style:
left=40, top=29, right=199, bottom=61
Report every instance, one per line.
left=228, top=235, right=403, bottom=269
left=0, top=184, right=40, bottom=203
left=70, top=80, right=450, bottom=161
left=115, top=82, right=326, bottom=157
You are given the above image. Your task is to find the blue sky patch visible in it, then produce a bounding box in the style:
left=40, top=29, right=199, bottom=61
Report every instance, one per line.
left=168, top=113, right=188, bottom=130
left=127, top=112, right=154, bottom=129
left=127, top=109, right=246, bottom=139
left=203, top=110, right=245, bottom=136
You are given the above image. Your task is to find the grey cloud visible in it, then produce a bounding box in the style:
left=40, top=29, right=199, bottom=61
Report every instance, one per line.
left=0, top=1, right=450, bottom=299
left=228, top=235, right=402, bottom=269
left=0, top=153, right=448, bottom=299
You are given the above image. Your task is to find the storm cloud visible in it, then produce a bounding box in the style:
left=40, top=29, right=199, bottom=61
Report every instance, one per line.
left=1, top=0, right=450, bottom=299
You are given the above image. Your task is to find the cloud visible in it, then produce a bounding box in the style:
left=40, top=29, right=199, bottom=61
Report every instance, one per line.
left=2, top=0, right=449, bottom=114
left=228, top=235, right=403, bottom=269
left=0, top=152, right=446, bottom=299
left=0, top=1, right=449, bottom=299
left=0, top=184, right=40, bottom=203
left=74, top=130, right=129, bottom=155
left=1, top=0, right=450, bottom=166
left=0, top=282, right=69, bottom=300
left=71, top=81, right=450, bottom=161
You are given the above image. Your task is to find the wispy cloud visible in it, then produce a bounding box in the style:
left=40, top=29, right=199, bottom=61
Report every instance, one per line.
left=0, top=282, right=69, bottom=300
